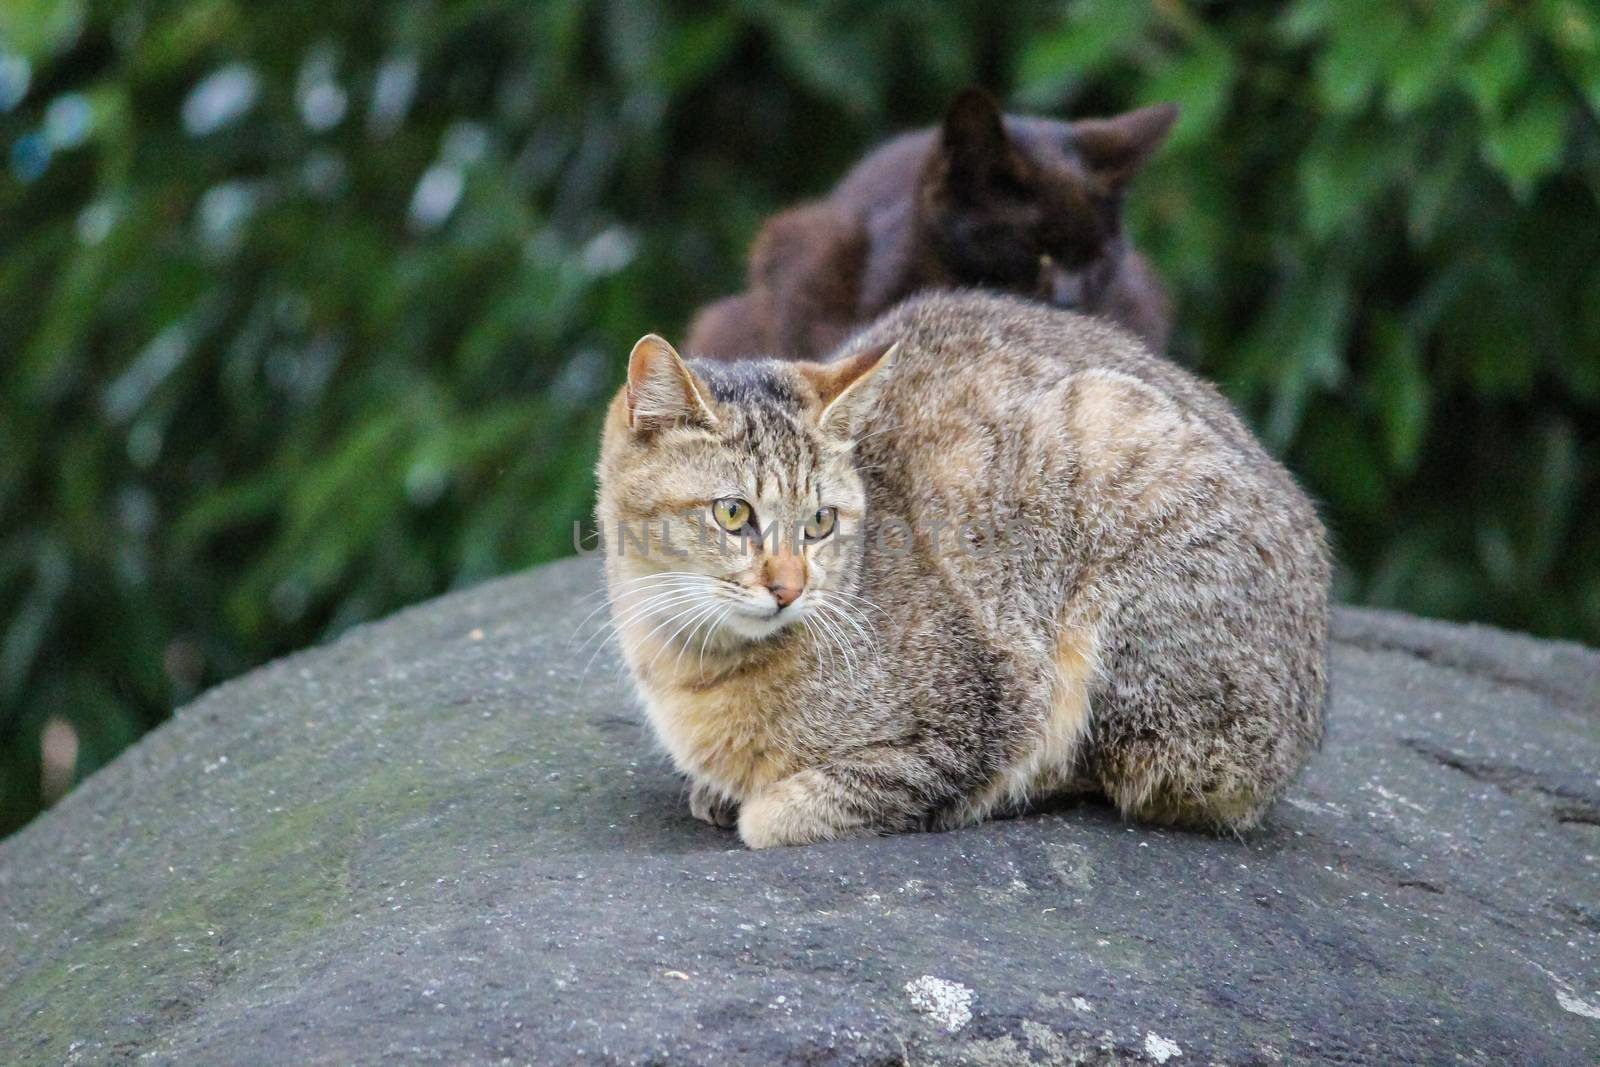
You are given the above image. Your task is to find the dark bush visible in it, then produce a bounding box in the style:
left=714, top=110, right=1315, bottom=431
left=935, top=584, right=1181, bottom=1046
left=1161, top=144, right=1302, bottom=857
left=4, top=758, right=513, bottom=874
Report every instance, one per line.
left=2, top=0, right=1597, bottom=835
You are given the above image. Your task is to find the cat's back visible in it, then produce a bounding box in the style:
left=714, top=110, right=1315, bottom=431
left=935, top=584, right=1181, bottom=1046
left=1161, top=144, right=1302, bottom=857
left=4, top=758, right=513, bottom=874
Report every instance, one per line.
left=847, top=294, right=1329, bottom=739
left=829, top=129, right=937, bottom=218
left=854, top=292, right=1233, bottom=432
left=846, top=292, right=1306, bottom=530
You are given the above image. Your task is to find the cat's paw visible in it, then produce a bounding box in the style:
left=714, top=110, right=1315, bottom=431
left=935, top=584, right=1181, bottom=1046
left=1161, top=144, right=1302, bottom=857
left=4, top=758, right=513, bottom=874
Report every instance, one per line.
left=738, top=771, right=852, bottom=849
left=688, top=781, right=739, bottom=830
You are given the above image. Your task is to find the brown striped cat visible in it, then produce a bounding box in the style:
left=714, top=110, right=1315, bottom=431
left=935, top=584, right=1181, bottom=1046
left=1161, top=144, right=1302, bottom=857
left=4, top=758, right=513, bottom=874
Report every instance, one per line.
left=599, top=293, right=1329, bottom=847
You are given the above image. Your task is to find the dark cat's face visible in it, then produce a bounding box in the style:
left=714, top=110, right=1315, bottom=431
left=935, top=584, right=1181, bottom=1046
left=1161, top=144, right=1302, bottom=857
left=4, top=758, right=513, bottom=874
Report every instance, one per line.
left=919, top=89, right=1176, bottom=315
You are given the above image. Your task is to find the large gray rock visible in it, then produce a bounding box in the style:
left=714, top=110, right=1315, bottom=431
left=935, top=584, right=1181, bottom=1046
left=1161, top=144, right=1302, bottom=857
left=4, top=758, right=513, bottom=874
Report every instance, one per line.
left=2, top=558, right=1597, bottom=1065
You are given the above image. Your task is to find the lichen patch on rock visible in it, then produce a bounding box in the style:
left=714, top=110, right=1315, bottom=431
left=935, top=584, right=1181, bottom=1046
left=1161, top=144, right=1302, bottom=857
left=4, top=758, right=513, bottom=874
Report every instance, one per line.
left=1144, top=1031, right=1182, bottom=1062
left=904, top=975, right=974, bottom=1033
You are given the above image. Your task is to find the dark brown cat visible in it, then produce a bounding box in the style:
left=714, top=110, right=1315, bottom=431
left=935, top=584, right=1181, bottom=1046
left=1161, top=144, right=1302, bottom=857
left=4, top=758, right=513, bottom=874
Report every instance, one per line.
left=687, top=88, right=1178, bottom=361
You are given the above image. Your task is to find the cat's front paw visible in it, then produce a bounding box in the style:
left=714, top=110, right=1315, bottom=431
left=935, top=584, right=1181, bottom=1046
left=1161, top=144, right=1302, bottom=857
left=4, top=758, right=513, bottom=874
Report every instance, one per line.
left=738, top=770, right=856, bottom=849
left=688, top=780, right=739, bottom=830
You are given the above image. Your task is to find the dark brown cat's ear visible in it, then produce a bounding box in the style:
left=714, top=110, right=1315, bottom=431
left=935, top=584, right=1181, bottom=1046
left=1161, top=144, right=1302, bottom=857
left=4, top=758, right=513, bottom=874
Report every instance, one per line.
left=801, top=340, right=898, bottom=440
left=939, top=88, right=1017, bottom=193
left=1071, top=102, right=1179, bottom=189
left=626, top=334, right=717, bottom=432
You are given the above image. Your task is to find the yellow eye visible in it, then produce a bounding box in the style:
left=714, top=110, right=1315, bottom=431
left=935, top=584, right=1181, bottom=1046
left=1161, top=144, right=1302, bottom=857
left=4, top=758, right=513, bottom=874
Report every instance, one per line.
left=804, top=506, right=837, bottom=541
left=712, top=497, right=752, bottom=533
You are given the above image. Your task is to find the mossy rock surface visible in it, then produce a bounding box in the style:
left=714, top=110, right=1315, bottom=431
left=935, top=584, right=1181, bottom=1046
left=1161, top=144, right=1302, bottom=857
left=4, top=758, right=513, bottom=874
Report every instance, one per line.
left=2, top=558, right=1598, bottom=1065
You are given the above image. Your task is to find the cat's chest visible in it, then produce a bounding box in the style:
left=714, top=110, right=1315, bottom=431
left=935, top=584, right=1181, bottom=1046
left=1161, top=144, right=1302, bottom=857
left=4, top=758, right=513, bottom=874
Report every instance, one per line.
left=644, top=678, right=802, bottom=799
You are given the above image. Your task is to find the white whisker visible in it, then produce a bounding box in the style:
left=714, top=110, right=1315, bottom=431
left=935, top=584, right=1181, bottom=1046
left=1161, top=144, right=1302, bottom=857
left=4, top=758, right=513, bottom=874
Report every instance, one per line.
left=603, top=587, right=710, bottom=633
left=568, top=572, right=707, bottom=643
left=673, top=602, right=729, bottom=678
left=575, top=578, right=717, bottom=685
left=572, top=569, right=702, bottom=607
left=802, top=615, right=837, bottom=675
left=696, top=607, right=730, bottom=681
left=572, top=587, right=707, bottom=664
left=819, top=594, right=878, bottom=660
left=822, top=586, right=892, bottom=626
left=807, top=602, right=856, bottom=679
left=648, top=600, right=725, bottom=677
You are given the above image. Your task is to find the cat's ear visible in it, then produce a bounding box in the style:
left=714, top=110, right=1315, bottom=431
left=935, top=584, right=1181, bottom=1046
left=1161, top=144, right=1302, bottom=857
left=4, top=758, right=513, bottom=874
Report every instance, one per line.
left=939, top=88, right=1019, bottom=194
left=626, top=334, right=717, bottom=432
left=803, top=340, right=898, bottom=440
left=1071, top=103, right=1179, bottom=189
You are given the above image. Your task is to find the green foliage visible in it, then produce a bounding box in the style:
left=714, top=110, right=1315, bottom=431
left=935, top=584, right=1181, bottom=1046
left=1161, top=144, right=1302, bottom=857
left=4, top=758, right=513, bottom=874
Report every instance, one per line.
left=2, top=0, right=1597, bottom=835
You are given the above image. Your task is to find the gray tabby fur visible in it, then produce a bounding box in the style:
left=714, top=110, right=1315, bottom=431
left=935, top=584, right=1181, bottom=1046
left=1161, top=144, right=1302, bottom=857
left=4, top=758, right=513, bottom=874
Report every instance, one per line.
left=596, top=292, right=1330, bottom=847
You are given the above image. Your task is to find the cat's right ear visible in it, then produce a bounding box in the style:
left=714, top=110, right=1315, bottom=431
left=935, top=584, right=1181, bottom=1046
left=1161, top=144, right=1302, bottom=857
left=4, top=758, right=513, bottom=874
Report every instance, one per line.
left=1071, top=102, right=1179, bottom=189
left=803, top=340, right=898, bottom=440
left=626, top=334, right=717, bottom=433
left=939, top=88, right=1018, bottom=195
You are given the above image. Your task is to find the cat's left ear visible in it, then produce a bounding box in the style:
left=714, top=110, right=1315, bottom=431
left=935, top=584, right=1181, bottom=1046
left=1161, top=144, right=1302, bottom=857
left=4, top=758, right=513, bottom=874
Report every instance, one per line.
left=801, top=340, right=898, bottom=440
left=626, top=334, right=718, bottom=432
left=1071, top=103, right=1179, bottom=189
left=939, top=88, right=1024, bottom=196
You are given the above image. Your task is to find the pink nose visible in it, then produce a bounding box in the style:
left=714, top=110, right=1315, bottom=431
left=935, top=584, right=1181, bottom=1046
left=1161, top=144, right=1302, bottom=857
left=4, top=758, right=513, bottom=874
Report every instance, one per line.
left=762, top=555, right=805, bottom=609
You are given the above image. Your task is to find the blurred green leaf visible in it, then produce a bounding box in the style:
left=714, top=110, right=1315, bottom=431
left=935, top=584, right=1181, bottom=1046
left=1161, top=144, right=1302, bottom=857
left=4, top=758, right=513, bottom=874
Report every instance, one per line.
left=1139, top=37, right=1234, bottom=147
left=1296, top=403, right=1387, bottom=517
left=1310, top=2, right=1408, bottom=115
left=1536, top=0, right=1600, bottom=112
left=0, top=543, right=70, bottom=699
left=1461, top=25, right=1530, bottom=116
left=658, top=14, right=740, bottom=90
left=1278, top=0, right=1335, bottom=45
left=1015, top=0, right=1151, bottom=103
left=1240, top=267, right=1351, bottom=449
left=0, top=0, right=86, bottom=60
left=1299, top=127, right=1403, bottom=241
left=752, top=5, right=881, bottom=117
left=1482, top=92, right=1570, bottom=197
left=1367, top=316, right=1430, bottom=473
left=1525, top=419, right=1579, bottom=580
left=1405, top=136, right=1470, bottom=245
left=1382, top=7, right=1461, bottom=116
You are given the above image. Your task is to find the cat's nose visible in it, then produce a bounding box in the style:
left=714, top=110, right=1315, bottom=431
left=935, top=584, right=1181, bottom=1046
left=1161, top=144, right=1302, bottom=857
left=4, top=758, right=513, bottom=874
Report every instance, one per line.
left=1048, top=266, right=1085, bottom=310
left=762, top=555, right=806, bottom=609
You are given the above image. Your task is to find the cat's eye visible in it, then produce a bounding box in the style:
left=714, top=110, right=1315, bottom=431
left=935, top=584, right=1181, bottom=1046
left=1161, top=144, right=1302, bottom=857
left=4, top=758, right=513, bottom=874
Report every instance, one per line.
left=712, top=497, right=752, bottom=533
left=804, top=506, right=837, bottom=541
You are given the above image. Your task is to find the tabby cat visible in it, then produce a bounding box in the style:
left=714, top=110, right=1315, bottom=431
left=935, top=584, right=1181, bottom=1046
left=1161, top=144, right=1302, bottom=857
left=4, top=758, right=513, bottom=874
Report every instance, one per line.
left=686, top=88, right=1177, bottom=361
left=599, top=293, right=1329, bottom=847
